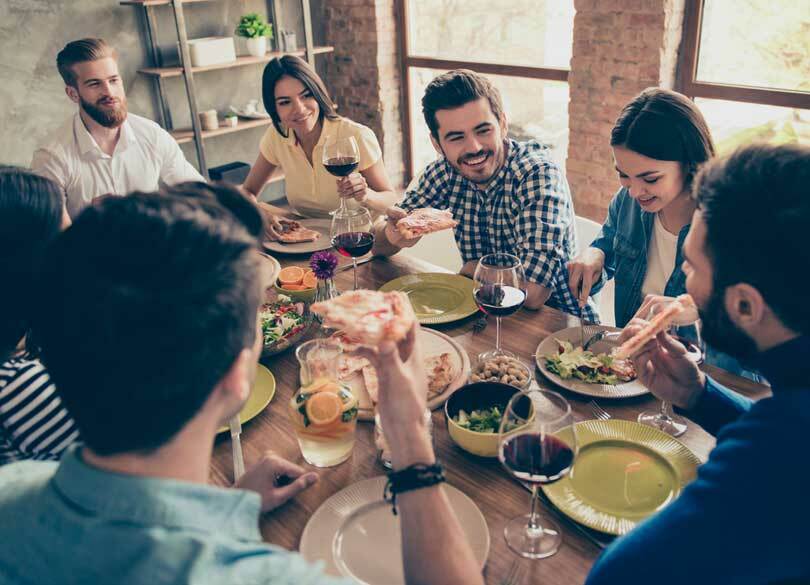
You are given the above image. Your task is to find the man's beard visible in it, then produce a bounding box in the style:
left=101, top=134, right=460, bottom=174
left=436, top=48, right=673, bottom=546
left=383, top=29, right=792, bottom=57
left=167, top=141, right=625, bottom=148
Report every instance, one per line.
left=699, top=283, right=759, bottom=364
left=80, top=95, right=127, bottom=128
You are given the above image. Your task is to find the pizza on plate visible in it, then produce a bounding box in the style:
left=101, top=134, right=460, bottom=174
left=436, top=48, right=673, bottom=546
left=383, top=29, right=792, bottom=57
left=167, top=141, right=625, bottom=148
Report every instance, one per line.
left=396, top=208, right=458, bottom=239
left=276, top=220, right=320, bottom=244
left=614, top=294, right=697, bottom=359
left=312, top=290, right=416, bottom=346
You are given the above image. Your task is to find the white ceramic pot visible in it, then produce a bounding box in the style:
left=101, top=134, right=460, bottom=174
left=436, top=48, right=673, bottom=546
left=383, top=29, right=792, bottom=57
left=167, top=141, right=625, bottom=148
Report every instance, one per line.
left=245, top=36, right=267, bottom=57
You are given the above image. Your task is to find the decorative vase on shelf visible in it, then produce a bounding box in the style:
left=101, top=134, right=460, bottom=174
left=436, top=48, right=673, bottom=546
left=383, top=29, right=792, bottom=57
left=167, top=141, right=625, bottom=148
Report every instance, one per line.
left=245, top=36, right=267, bottom=57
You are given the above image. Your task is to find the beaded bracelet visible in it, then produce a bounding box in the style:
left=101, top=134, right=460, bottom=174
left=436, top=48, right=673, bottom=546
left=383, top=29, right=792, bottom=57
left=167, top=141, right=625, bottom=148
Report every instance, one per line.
left=384, top=463, right=446, bottom=516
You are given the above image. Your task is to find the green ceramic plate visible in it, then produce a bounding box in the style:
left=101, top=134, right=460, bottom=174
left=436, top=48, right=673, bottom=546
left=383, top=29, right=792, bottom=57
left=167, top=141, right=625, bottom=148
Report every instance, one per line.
left=217, top=364, right=276, bottom=434
left=542, top=420, right=701, bottom=535
left=379, top=273, right=478, bottom=325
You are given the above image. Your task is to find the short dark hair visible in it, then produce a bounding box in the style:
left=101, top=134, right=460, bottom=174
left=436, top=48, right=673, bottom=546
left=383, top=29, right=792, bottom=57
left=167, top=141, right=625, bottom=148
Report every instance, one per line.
left=262, top=55, right=339, bottom=137
left=164, top=181, right=265, bottom=239
left=422, top=69, right=505, bottom=140
left=56, top=38, right=117, bottom=87
left=33, top=192, right=263, bottom=455
left=694, top=142, right=810, bottom=334
left=0, top=167, right=64, bottom=360
left=611, top=88, right=715, bottom=189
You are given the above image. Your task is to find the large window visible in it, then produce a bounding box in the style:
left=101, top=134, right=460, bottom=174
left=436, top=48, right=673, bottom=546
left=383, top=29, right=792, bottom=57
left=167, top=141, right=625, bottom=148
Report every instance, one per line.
left=399, top=0, right=575, bottom=180
left=679, top=0, right=810, bottom=153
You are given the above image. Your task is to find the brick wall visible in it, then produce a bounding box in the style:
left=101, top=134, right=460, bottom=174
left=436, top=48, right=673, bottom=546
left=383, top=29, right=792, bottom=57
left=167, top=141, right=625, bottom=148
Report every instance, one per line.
left=323, top=0, right=406, bottom=188
left=567, top=0, right=686, bottom=221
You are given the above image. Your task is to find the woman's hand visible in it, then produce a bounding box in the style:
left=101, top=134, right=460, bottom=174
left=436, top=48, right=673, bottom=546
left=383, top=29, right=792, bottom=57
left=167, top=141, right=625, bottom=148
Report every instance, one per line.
left=337, top=173, right=369, bottom=203
left=567, top=247, right=606, bottom=308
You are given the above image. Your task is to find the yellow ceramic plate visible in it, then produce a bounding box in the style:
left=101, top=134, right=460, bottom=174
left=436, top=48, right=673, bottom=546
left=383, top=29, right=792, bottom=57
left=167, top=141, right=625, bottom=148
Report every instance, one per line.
left=217, top=364, right=276, bottom=434
left=379, top=273, right=478, bottom=325
left=542, top=419, right=701, bottom=535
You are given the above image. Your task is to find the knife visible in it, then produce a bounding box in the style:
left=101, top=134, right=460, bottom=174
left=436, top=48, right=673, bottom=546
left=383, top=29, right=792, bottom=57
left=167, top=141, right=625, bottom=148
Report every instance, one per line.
left=336, top=257, right=374, bottom=273
left=229, top=414, right=245, bottom=482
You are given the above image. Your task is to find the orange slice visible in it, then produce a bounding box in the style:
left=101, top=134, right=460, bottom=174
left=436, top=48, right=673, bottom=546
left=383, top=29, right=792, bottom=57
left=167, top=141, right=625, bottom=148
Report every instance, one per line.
left=302, top=271, right=318, bottom=289
left=305, top=391, right=343, bottom=426
left=282, top=283, right=308, bottom=290
left=278, top=266, right=305, bottom=286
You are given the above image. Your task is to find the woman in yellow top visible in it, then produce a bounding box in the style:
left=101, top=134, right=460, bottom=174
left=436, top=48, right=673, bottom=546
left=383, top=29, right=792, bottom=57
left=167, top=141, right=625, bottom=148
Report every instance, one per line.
left=243, top=55, right=397, bottom=235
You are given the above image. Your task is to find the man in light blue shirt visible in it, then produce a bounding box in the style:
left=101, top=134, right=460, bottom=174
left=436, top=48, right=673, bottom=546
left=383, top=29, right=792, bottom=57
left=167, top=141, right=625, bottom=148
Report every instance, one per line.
left=0, top=183, right=483, bottom=585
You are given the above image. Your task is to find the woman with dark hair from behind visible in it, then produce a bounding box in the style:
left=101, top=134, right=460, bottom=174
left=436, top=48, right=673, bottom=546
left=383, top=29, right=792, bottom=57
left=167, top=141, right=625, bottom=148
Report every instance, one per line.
left=566, top=88, right=755, bottom=379
left=242, top=55, right=398, bottom=235
left=0, top=167, right=80, bottom=464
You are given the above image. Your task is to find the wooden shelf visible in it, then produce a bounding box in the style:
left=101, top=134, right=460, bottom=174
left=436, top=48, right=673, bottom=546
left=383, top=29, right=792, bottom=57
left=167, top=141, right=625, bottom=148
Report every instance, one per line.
left=138, top=47, right=335, bottom=78
left=120, top=0, right=213, bottom=6
left=171, top=117, right=274, bottom=144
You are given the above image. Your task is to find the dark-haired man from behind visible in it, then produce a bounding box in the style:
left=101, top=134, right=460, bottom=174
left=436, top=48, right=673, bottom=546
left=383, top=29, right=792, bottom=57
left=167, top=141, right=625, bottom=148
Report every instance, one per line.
left=586, top=143, right=810, bottom=584
left=372, top=69, right=595, bottom=320
left=0, top=185, right=483, bottom=584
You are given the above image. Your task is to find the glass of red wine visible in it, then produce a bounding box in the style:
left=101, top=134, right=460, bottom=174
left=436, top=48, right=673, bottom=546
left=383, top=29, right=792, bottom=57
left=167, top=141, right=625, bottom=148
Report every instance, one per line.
left=637, top=304, right=705, bottom=437
left=322, top=136, right=360, bottom=214
left=473, top=253, right=527, bottom=360
left=330, top=206, right=374, bottom=290
left=499, top=389, right=577, bottom=559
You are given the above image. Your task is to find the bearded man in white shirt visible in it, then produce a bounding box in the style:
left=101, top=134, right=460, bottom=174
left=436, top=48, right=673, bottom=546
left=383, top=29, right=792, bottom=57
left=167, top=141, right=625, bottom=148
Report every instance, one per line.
left=31, top=38, right=204, bottom=218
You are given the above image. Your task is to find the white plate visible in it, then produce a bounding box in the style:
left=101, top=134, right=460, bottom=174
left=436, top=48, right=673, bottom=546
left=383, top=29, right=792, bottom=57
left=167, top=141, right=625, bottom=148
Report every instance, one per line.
left=257, top=252, right=281, bottom=299
left=535, top=326, right=649, bottom=399
left=263, top=219, right=333, bottom=255
left=299, top=476, right=489, bottom=584
left=229, top=105, right=271, bottom=119
left=341, top=327, right=471, bottom=419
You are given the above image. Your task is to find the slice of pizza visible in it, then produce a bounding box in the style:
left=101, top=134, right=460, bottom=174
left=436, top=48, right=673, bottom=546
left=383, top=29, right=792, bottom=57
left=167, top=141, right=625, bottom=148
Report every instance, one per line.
left=361, top=366, right=379, bottom=403
left=396, top=208, right=458, bottom=239
left=425, top=352, right=455, bottom=398
left=311, top=290, right=416, bottom=346
left=337, top=354, right=369, bottom=379
left=276, top=220, right=320, bottom=243
left=614, top=294, right=697, bottom=359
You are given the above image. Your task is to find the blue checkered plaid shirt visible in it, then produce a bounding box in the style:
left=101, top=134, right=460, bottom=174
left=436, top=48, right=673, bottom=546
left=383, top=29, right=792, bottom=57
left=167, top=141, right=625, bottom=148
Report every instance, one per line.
left=400, top=139, right=597, bottom=321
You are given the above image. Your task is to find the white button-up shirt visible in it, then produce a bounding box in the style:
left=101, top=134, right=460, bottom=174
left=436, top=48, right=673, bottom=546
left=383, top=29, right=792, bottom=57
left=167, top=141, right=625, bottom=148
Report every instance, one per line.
left=31, top=113, right=204, bottom=218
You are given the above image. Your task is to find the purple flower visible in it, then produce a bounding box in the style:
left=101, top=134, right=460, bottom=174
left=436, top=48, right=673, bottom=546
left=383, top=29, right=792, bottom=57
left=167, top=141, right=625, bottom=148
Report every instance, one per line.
left=309, top=251, right=338, bottom=280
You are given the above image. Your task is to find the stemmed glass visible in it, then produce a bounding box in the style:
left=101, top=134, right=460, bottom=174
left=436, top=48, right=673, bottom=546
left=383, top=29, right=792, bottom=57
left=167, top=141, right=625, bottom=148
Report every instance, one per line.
left=323, top=135, right=360, bottom=214
left=473, top=253, right=527, bottom=360
left=330, top=207, right=374, bottom=290
left=637, top=307, right=705, bottom=437
left=499, top=390, right=577, bottom=559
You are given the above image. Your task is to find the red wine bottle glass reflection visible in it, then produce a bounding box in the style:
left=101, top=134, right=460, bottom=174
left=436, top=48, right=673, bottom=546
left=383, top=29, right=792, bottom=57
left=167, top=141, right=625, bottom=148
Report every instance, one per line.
left=322, top=136, right=360, bottom=214
left=473, top=253, right=527, bottom=360
left=330, top=207, right=373, bottom=290
left=637, top=305, right=705, bottom=437
left=498, top=390, right=577, bottom=559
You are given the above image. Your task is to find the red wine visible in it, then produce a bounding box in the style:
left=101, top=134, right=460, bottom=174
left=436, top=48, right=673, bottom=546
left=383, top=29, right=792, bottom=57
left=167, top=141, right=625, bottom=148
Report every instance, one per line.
left=671, top=334, right=704, bottom=364
left=324, top=157, right=359, bottom=177
left=500, top=433, right=574, bottom=484
left=332, top=231, right=374, bottom=258
left=474, top=285, right=526, bottom=317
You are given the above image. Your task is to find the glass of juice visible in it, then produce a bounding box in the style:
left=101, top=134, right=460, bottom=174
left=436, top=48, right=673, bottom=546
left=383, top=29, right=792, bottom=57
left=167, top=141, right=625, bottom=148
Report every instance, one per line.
left=290, top=339, right=358, bottom=467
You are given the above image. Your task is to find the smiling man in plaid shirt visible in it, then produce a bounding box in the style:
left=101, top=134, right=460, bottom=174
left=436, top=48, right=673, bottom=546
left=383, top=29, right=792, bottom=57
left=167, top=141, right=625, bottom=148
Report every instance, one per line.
left=373, top=69, right=596, bottom=320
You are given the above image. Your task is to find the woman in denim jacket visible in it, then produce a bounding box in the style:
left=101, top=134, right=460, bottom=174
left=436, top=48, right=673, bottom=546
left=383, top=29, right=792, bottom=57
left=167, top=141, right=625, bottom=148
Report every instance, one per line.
left=568, top=88, right=755, bottom=379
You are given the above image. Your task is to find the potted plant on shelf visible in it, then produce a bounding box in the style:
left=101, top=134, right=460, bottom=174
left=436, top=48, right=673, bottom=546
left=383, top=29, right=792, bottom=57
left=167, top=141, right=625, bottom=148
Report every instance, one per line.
left=236, top=13, right=273, bottom=57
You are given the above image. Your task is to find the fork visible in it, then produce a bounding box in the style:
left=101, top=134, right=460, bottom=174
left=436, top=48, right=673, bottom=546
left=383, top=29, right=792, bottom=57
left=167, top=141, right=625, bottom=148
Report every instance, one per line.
left=500, top=559, right=525, bottom=585
left=473, top=312, right=488, bottom=333
left=588, top=400, right=612, bottom=421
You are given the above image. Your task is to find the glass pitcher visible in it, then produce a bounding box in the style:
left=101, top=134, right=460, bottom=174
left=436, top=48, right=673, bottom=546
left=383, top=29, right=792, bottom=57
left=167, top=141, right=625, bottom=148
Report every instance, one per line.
left=290, top=338, right=358, bottom=467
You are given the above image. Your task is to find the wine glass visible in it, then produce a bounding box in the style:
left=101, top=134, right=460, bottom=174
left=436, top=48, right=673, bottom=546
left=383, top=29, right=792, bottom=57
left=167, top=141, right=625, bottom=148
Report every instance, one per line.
left=498, top=389, right=577, bottom=559
left=322, top=135, right=360, bottom=214
left=473, top=253, right=527, bottom=360
left=330, top=207, right=374, bottom=290
left=637, top=306, right=705, bottom=437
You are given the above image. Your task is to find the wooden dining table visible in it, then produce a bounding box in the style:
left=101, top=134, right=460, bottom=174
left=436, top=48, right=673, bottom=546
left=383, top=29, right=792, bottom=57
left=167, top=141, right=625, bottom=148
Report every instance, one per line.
left=210, top=252, right=771, bottom=585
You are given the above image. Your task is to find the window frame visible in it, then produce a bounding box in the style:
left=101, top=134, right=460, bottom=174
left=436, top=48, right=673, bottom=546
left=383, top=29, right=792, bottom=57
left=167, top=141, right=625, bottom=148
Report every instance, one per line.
left=678, top=0, right=810, bottom=109
left=397, top=0, right=571, bottom=183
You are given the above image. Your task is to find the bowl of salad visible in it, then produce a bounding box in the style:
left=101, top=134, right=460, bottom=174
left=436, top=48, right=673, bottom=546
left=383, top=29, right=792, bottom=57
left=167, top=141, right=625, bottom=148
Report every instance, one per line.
left=444, top=381, right=520, bottom=457
left=260, top=293, right=312, bottom=357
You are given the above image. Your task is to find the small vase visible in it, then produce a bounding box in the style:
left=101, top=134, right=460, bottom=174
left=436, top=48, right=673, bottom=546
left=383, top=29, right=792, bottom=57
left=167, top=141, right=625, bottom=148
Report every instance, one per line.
left=245, top=36, right=267, bottom=57
left=313, top=279, right=339, bottom=319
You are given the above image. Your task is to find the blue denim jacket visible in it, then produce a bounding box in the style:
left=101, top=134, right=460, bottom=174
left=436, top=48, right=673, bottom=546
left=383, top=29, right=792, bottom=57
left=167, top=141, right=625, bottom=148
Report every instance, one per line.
left=590, top=188, right=687, bottom=327
left=589, top=188, right=758, bottom=379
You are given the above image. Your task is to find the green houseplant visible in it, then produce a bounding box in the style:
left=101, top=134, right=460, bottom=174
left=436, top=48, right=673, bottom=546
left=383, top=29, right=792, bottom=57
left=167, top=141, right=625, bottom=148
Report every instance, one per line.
left=236, top=13, right=273, bottom=57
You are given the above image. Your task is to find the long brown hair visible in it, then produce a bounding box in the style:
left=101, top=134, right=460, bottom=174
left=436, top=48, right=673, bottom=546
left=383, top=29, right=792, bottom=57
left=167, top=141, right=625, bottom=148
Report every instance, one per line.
left=262, top=55, right=339, bottom=136
left=611, top=88, right=715, bottom=189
